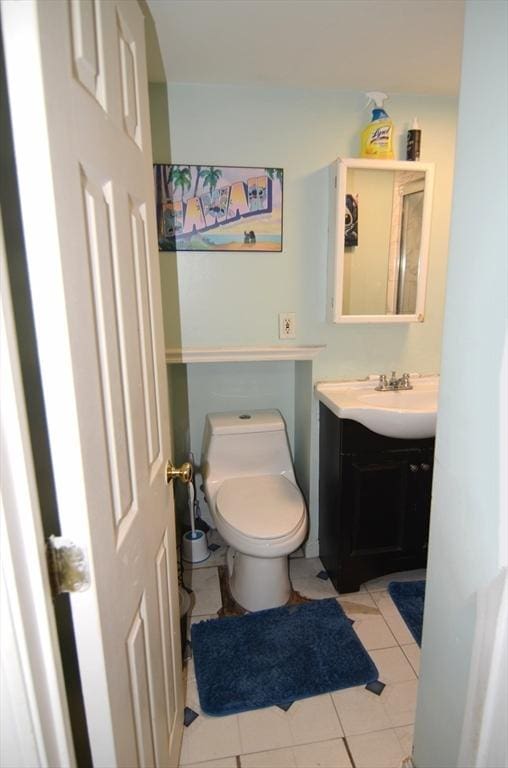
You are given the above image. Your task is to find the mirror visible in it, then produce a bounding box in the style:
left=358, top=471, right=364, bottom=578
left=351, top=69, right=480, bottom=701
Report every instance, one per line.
left=327, top=158, right=434, bottom=323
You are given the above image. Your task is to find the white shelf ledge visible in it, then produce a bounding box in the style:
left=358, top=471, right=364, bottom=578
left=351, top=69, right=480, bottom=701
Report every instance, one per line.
left=165, top=345, right=326, bottom=364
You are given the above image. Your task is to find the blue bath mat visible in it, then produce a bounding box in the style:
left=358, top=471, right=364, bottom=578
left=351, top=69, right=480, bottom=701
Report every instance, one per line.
left=388, top=580, right=426, bottom=646
left=191, top=598, right=378, bottom=716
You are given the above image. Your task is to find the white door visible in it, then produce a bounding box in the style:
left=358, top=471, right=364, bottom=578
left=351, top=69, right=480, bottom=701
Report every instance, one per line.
left=2, top=1, right=183, bottom=766
left=1, top=212, right=75, bottom=768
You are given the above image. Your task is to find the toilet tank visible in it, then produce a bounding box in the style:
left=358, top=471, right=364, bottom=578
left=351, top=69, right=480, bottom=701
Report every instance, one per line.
left=201, top=410, right=295, bottom=487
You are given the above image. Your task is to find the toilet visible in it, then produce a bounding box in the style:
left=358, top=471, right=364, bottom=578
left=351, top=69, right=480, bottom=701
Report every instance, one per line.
left=201, top=409, right=308, bottom=612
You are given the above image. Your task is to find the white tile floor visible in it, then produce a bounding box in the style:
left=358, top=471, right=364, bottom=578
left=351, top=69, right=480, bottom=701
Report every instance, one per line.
left=180, top=536, right=424, bottom=768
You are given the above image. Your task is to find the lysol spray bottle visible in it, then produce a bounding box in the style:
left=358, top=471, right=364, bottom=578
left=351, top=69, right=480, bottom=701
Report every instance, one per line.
left=360, top=92, right=394, bottom=160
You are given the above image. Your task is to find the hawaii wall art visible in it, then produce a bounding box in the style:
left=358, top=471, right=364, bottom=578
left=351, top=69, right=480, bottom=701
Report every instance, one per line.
left=154, top=164, right=283, bottom=252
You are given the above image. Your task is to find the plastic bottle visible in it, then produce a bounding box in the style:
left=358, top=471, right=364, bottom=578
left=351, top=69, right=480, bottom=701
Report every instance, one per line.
left=406, top=117, right=421, bottom=161
left=360, top=92, right=394, bottom=159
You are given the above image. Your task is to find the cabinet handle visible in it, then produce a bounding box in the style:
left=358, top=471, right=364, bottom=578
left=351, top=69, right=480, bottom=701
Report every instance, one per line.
left=420, top=463, right=431, bottom=472
left=409, top=464, right=419, bottom=472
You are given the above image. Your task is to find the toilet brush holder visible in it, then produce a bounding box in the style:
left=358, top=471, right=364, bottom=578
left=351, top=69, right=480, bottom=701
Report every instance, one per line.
left=182, top=530, right=210, bottom=563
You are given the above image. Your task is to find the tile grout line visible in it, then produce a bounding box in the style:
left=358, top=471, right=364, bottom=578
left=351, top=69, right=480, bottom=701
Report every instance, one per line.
left=236, top=727, right=353, bottom=758
left=330, top=684, right=349, bottom=737
left=342, top=735, right=358, bottom=768
left=400, top=645, right=420, bottom=677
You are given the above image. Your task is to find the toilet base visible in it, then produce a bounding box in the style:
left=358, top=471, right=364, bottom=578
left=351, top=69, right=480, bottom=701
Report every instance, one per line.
left=228, top=548, right=291, bottom=612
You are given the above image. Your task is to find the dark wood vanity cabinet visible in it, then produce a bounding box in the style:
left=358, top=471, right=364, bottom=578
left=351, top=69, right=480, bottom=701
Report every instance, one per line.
left=319, top=403, right=434, bottom=593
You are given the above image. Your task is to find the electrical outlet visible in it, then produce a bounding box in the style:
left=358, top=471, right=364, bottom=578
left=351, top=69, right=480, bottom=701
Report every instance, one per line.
left=279, top=312, right=296, bottom=339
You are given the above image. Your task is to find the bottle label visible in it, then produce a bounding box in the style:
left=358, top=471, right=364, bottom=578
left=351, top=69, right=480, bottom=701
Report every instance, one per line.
left=361, top=118, right=394, bottom=158
left=406, top=130, right=421, bottom=160
left=370, top=126, right=391, bottom=145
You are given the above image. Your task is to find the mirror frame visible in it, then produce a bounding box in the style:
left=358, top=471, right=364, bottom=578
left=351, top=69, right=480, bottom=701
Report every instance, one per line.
left=327, top=157, right=435, bottom=324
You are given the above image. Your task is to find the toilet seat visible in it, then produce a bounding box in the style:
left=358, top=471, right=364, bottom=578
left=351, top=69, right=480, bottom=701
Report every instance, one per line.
left=216, top=475, right=305, bottom=541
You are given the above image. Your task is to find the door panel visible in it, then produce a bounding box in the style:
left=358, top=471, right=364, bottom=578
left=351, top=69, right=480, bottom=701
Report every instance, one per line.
left=81, top=173, right=137, bottom=530
left=130, top=200, right=163, bottom=471
left=69, top=0, right=104, bottom=105
left=155, top=531, right=178, bottom=736
left=2, top=1, right=183, bottom=765
left=117, top=6, right=142, bottom=146
left=127, top=595, right=157, bottom=768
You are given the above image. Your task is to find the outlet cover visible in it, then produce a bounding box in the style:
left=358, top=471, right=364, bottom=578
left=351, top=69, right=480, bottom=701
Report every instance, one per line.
left=279, top=313, right=296, bottom=339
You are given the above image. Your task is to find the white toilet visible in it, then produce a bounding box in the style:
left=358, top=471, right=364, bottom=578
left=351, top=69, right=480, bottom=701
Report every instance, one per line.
left=201, top=409, right=308, bottom=612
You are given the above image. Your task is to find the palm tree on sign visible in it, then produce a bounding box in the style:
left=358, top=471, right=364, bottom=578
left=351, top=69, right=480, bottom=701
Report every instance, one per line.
left=265, top=168, right=283, bottom=186
left=200, top=166, right=223, bottom=197
left=192, top=165, right=203, bottom=198
left=169, top=165, right=192, bottom=201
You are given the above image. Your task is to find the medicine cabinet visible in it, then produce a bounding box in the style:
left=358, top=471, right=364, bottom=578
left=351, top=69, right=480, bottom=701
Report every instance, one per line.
left=327, top=158, right=435, bottom=324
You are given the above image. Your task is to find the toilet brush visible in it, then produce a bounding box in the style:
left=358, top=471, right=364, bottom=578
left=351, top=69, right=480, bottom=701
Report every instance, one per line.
left=182, top=482, right=209, bottom=563
left=188, top=452, right=210, bottom=533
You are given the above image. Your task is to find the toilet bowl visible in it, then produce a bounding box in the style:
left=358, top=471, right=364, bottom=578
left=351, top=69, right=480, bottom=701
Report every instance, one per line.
left=202, top=409, right=308, bottom=612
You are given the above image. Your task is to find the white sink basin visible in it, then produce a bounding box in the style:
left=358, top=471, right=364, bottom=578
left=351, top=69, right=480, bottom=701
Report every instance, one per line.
left=315, top=376, right=439, bottom=439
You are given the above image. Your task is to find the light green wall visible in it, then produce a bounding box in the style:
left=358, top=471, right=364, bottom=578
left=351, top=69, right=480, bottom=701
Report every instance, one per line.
left=163, top=84, right=456, bottom=378
left=156, top=83, right=457, bottom=547
left=294, top=360, right=313, bottom=503
left=186, top=360, right=296, bottom=465
left=414, top=1, right=508, bottom=765
left=149, top=84, right=183, bottom=346
left=149, top=82, right=171, bottom=163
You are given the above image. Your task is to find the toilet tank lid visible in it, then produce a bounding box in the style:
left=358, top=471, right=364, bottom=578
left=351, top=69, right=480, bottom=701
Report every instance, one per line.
left=206, top=409, right=284, bottom=435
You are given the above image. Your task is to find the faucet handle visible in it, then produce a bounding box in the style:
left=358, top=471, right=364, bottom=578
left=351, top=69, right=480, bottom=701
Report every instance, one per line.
left=375, top=374, right=388, bottom=391
left=401, top=372, right=413, bottom=390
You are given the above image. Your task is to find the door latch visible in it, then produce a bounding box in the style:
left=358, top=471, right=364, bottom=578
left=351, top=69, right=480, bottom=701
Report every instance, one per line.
left=46, top=535, right=91, bottom=596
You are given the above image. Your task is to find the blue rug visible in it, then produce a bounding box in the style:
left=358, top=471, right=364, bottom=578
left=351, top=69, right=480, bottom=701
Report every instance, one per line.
left=191, top=598, right=379, bottom=716
left=388, top=580, right=426, bottom=646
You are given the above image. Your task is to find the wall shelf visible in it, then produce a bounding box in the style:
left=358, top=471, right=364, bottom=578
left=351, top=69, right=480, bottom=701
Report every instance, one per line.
left=165, top=345, right=326, bottom=364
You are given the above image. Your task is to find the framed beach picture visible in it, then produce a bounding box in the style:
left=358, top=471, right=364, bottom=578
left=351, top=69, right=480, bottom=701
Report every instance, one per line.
left=154, top=164, right=283, bottom=252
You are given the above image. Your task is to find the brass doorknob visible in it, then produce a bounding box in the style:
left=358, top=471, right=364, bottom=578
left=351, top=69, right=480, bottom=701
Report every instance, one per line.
left=166, top=460, right=193, bottom=485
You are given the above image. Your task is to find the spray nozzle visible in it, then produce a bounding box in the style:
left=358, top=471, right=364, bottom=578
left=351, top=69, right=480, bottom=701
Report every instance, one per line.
left=364, top=91, right=389, bottom=110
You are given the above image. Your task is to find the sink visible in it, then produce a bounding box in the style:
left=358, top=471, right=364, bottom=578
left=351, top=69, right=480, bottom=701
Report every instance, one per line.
left=356, top=389, right=437, bottom=410
left=315, top=376, right=439, bottom=439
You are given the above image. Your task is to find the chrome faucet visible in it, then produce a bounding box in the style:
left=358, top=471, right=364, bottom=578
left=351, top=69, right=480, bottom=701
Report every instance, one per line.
left=375, top=371, right=413, bottom=391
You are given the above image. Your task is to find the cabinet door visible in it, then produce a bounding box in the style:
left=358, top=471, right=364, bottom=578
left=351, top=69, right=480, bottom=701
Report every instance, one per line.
left=337, top=450, right=423, bottom=591
left=343, top=454, right=411, bottom=557
left=318, top=408, right=434, bottom=593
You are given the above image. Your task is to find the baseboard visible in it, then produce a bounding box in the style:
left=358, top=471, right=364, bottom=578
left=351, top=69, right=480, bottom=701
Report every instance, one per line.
left=304, top=538, right=319, bottom=558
